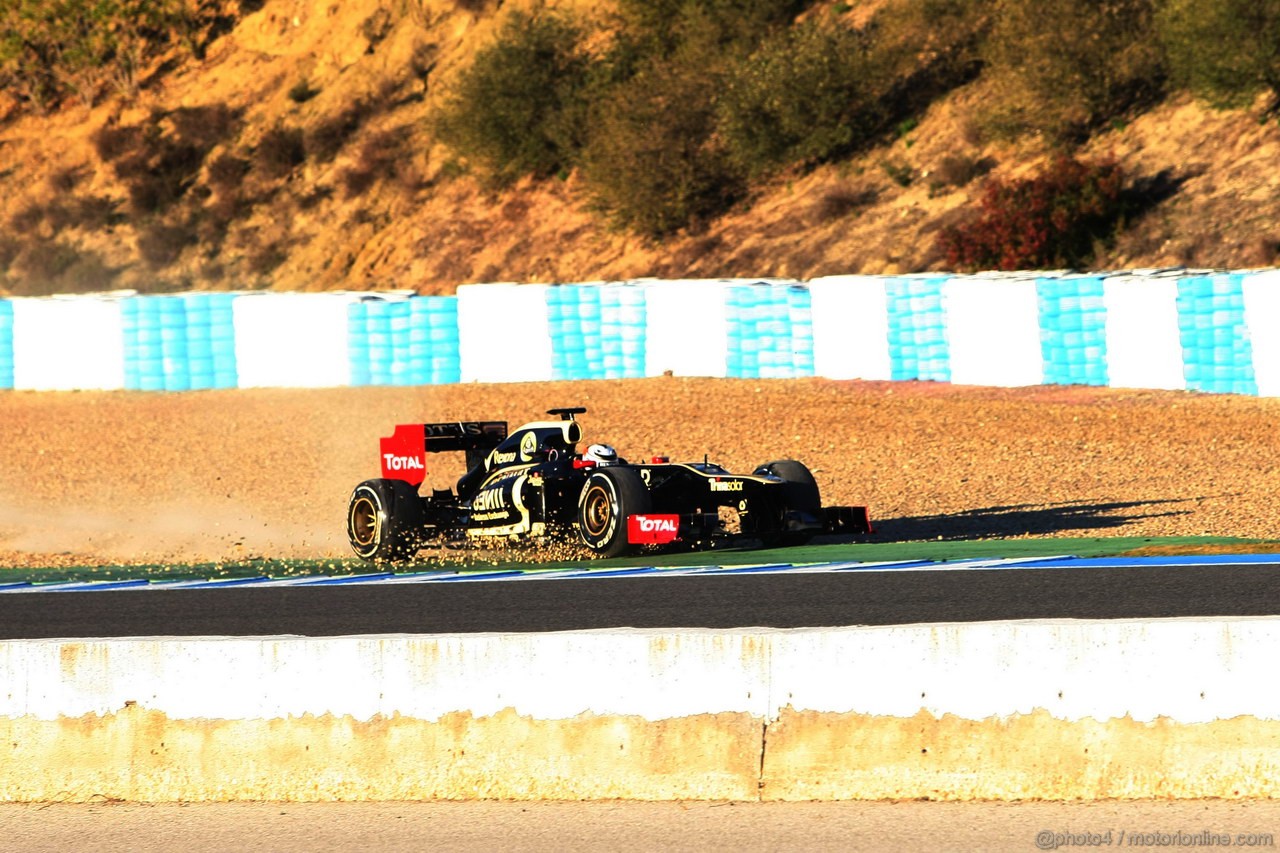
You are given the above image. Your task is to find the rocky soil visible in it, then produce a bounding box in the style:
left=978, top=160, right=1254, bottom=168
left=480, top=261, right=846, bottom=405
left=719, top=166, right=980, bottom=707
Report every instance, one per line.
left=1, top=379, right=1278, bottom=570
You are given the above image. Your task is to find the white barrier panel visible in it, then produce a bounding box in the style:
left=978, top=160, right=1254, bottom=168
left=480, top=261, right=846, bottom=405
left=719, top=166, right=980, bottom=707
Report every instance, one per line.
left=943, top=277, right=1044, bottom=387
left=1103, top=274, right=1185, bottom=390
left=8, top=617, right=1280, bottom=725
left=232, top=293, right=356, bottom=388
left=1243, top=270, right=1280, bottom=397
left=11, top=296, right=126, bottom=391
left=456, top=283, right=553, bottom=383
left=807, top=276, right=891, bottom=380
left=8, top=617, right=1280, bottom=801
left=2, top=632, right=767, bottom=723
left=641, top=280, right=731, bottom=377
left=773, top=617, right=1280, bottom=724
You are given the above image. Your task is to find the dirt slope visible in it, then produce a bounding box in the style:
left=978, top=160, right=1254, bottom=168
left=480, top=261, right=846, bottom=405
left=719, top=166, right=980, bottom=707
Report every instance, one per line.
left=0, top=1, right=1278, bottom=297
left=1, top=380, right=1277, bottom=570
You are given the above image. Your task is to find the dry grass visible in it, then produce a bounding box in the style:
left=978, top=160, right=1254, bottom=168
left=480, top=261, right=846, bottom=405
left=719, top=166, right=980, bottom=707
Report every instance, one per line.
left=0, top=3, right=1277, bottom=293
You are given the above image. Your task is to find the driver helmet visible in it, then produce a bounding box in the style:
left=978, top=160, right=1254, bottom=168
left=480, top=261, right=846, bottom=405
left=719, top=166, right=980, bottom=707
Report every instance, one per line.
left=583, top=443, right=618, bottom=465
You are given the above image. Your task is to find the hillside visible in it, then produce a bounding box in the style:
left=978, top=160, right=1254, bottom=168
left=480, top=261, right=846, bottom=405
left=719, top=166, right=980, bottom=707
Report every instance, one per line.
left=0, top=0, right=1278, bottom=297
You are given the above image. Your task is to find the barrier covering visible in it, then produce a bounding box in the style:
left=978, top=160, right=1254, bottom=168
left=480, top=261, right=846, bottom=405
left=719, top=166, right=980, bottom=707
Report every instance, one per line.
left=725, top=282, right=813, bottom=379
left=1243, top=269, right=1280, bottom=397
left=1103, top=272, right=1185, bottom=391
left=1037, top=275, right=1109, bottom=387
left=547, top=283, right=606, bottom=381
left=233, top=293, right=357, bottom=388
left=641, top=280, right=733, bottom=378
left=1177, top=273, right=1257, bottom=396
left=11, top=295, right=126, bottom=391
left=410, top=294, right=462, bottom=385
left=6, top=267, right=1280, bottom=396
left=122, top=294, right=238, bottom=391
left=196, top=292, right=239, bottom=389
left=944, top=276, right=1043, bottom=387
left=348, top=294, right=411, bottom=386
left=807, top=275, right=892, bottom=380
left=886, top=275, right=952, bottom=382
left=598, top=283, right=647, bottom=379
left=457, top=283, right=554, bottom=383
left=0, top=299, right=12, bottom=390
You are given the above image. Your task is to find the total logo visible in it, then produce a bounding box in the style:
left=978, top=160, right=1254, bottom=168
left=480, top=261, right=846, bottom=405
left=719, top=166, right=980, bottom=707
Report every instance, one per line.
left=635, top=516, right=677, bottom=533
left=628, top=514, right=680, bottom=544
left=382, top=454, right=424, bottom=471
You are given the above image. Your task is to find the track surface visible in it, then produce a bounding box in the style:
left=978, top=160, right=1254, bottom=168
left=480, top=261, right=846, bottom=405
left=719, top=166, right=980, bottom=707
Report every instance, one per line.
left=4, top=558, right=1280, bottom=639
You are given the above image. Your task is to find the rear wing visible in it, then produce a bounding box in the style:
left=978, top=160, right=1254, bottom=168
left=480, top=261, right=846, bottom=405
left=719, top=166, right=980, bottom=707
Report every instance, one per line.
left=379, top=421, right=508, bottom=486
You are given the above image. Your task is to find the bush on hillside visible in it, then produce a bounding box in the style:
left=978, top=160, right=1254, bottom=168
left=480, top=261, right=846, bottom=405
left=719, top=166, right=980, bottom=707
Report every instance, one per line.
left=137, top=220, right=196, bottom=269
left=168, top=103, right=242, bottom=145
left=433, top=9, right=590, bottom=186
left=255, top=124, right=306, bottom=180
left=91, top=123, right=146, bottom=162
left=581, top=59, right=743, bottom=238
left=307, top=100, right=378, bottom=163
left=114, top=135, right=204, bottom=215
left=92, top=109, right=235, bottom=218
left=206, top=153, right=250, bottom=193
left=1158, top=0, right=1280, bottom=108
left=6, top=239, right=116, bottom=296
left=612, top=0, right=809, bottom=54
left=872, top=0, right=991, bottom=119
left=980, top=0, right=1164, bottom=141
left=717, top=22, right=885, bottom=177
left=936, top=155, right=1130, bottom=270
left=930, top=153, right=996, bottom=192
left=339, top=129, right=410, bottom=199
left=0, top=0, right=218, bottom=111
left=46, top=195, right=121, bottom=231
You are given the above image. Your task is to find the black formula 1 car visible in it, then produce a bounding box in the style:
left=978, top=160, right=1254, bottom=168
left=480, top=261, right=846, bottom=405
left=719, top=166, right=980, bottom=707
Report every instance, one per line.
left=346, top=407, right=871, bottom=562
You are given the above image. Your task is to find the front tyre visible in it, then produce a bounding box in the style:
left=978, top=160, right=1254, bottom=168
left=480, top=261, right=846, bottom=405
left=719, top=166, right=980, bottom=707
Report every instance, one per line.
left=347, top=478, right=425, bottom=563
left=754, top=459, right=822, bottom=548
left=577, top=468, right=651, bottom=558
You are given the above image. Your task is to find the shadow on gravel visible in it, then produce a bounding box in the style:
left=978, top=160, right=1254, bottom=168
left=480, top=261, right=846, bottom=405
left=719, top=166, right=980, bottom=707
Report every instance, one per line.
left=862, top=497, right=1198, bottom=542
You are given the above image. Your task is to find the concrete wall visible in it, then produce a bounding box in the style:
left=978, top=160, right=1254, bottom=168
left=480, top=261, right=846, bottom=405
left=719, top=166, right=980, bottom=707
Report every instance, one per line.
left=5, top=616, right=1280, bottom=801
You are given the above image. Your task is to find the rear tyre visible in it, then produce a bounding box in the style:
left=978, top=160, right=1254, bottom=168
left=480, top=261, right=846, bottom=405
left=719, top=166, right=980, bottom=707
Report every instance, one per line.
left=347, top=478, right=425, bottom=563
left=577, top=468, right=651, bottom=558
left=754, top=459, right=821, bottom=548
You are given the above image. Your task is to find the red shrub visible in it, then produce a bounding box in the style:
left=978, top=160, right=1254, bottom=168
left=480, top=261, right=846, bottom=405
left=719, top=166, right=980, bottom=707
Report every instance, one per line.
left=936, top=155, right=1129, bottom=270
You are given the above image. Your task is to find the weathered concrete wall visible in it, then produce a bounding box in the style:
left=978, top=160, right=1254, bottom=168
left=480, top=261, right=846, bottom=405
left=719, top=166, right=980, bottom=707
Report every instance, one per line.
left=1, top=708, right=761, bottom=801
left=762, top=709, right=1280, bottom=800
left=4, top=618, right=1280, bottom=801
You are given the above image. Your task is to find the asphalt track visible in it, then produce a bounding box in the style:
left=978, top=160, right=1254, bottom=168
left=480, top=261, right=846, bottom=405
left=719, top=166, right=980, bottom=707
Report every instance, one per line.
left=2, top=557, right=1280, bottom=639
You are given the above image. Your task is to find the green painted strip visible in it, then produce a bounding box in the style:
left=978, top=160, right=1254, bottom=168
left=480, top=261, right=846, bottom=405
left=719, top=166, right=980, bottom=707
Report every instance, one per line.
left=0, top=537, right=1276, bottom=585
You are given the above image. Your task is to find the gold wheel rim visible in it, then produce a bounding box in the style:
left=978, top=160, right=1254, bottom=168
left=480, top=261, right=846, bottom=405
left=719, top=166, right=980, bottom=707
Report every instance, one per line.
left=350, top=495, right=379, bottom=548
left=582, top=485, right=613, bottom=539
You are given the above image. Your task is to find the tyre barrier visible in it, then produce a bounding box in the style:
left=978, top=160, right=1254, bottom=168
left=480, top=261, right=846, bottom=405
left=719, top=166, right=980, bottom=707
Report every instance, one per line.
left=6, top=268, right=1280, bottom=394
left=4, top=616, right=1280, bottom=801
left=0, top=298, right=12, bottom=390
